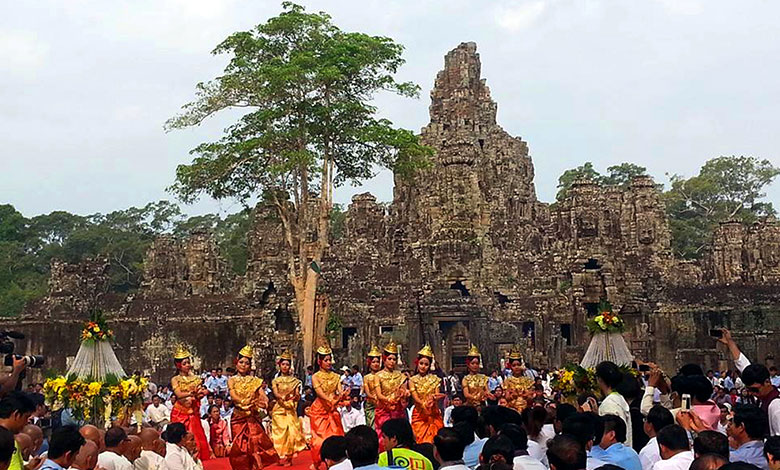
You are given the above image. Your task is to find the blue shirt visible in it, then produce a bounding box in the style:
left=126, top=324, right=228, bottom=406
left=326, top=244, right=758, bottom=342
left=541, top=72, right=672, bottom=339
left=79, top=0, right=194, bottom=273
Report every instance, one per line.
left=351, top=372, right=364, bottom=389
left=353, top=464, right=393, bottom=470
left=723, top=376, right=734, bottom=390
left=39, top=459, right=64, bottom=470
left=591, top=443, right=641, bottom=470
left=731, top=440, right=768, bottom=470
left=215, top=375, right=228, bottom=392
left=463, top=437, right=487, bottom=469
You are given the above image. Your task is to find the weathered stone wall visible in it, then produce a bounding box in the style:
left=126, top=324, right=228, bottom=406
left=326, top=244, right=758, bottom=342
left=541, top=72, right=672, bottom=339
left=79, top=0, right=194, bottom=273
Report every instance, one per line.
left=5, top=42, right=779, bottom=378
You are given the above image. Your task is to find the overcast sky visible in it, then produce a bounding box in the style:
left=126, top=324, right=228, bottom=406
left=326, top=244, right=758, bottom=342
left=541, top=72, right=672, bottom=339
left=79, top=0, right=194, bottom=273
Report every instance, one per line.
left=2, top=0, right=778, bottom=218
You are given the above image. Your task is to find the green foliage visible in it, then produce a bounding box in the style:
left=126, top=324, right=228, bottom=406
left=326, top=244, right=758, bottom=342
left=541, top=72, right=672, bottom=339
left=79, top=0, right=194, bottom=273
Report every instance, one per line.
left=0, top=201, right=254, bottom=316
left=166, top=1, right=431, bottom=214
left=325, top=312, right=342, bottom=342
left=663, top=156, right=779, bottom=258
left=555, top=162, right=648, bottom=201
left=330, top=204, right=347, bottom=240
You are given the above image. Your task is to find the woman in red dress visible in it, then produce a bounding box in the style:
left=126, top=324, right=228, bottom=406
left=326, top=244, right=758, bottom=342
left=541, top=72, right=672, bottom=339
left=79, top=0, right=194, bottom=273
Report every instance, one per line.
left=170, top=345, right=210, bottom=461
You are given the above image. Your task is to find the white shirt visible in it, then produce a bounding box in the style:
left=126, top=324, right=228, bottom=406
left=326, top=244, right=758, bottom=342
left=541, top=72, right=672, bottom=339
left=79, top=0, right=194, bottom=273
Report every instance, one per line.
left=134, top=450, right=166, bottom=470
left=339, top=406, right=366, bottom=432
left=443, top=406, right=455, bottom=427
left=330, top=459, right=353, bottom=470
left=164, top=443, right=198, bottom=470
left=98, top=451, right=133, bottom=470
left=514, top=455, right=547, bottom=470
left=145, top=404, right=171, bottom=424
left=600, top=392, right=633, bottom=448
left=639, top=437, right=660, bottom=470
left=651, top=450, right=693, bottom=470
left=769, top=399, right=780, bottom=436
left=527, top=440, right=549, bottom=467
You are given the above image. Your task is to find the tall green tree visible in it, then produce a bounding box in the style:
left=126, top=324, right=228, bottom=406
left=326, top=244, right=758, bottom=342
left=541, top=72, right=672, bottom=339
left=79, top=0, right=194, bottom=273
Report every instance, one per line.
left=663, top=156, right=779, bottom=258
left=166, top=2, right=431, bottom=360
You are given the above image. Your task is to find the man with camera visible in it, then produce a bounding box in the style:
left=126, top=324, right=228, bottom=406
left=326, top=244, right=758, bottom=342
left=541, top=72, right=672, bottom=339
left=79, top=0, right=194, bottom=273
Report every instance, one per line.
left=0, top=392, right=39, bottom=470
left=0, top=359, right=28, bottom=400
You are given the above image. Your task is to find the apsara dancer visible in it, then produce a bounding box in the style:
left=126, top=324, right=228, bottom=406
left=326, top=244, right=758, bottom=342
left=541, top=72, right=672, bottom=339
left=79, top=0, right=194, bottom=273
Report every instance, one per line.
left=409, top=344, right=444, bottom=443
left=374, top=340, right=408, bottom=442
left=271, top=350, right=307, bottom=466
left=362, top=345, right=382, bottom=428
left=461, top=344, right=493, bottom=409
left=309, top=341, right=349, bottom=470
left=170, top=345, right=211, bottom=461
left=502, top=345, right=534, bottom=412
left=228, top=345, right=279, bottom=470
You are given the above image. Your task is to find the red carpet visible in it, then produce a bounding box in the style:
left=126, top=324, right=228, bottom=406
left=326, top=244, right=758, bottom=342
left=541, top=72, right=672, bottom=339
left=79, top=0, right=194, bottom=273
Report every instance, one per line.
left=204, top=452, right=314, bottom=470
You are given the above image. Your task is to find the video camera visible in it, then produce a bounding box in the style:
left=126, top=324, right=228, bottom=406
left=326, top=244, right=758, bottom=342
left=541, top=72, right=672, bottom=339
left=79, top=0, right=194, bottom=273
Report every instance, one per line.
left=0, top=330, right=45, bottom=369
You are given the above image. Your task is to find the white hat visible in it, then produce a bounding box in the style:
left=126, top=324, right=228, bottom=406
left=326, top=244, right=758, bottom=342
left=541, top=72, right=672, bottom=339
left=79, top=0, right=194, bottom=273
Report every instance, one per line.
left=341, top=366, right=350, bottom=371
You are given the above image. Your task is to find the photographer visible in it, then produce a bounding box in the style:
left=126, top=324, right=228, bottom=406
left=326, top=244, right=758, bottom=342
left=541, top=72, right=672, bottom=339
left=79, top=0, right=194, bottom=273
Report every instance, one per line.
left=0, top=392, right=38, bottom=470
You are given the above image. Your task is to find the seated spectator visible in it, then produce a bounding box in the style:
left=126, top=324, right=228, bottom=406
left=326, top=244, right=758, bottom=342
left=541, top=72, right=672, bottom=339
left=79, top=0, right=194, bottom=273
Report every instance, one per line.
left=496, top=424, right=544, bottom=470
left=639, top=405, right=674, bottom=470
left=546, top=434, right=585, bottom=470
left=478, top=435, right=514, bottom=470
left=122, top=436, right=141, bottom=469
left=693, top=431, right=729, bottom=459
left=39, top=426, right=85, bottom=470
left=164, top=423, right=199, bottom=470
left=13, top=435, right=33, bottom=463
left=653, top=425, right=694, bottom=470
left=690, top=454, right=728, bottom=470
left=205, top=405, right=229, bottom=457
left=433, top=428, right=468, bottom=470
left=452, top=407, right=486, bottom=470
left=77, top=427, right=102, bottom=453
left=481, top=407, right=520, bottom=438
left=144, top=396, right=170, bottom=430
left=444, top=397, right=463, bottom=428
left=765, top=437, right=780, bottom=470
left=590, top=415, right=640, bottom=470
left=729, top=405, right=769, bottom=470
left=135, top=428, right=165, bottom=470
left=322, top=436, right=351, bottom=470
left=21, top=425, right=44, bottom=459
left=562, top=413, right=606, bottom=470
left=97, top=427, right=132, bottom=470
left=341, top=396, right=366, bottom=433
left=69, top=440, right=98, bottom=470
left=345, top=425, right=390, bottom=470
left=2, top=427, right=16, bottom=470
left=378, top=419, right=432, bottom=470
left=554, top=405, right=578, bottom=435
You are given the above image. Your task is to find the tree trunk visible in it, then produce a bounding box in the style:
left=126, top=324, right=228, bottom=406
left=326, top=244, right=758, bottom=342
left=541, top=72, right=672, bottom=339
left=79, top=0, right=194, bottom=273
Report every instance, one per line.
left=300, top=266, right=319, bottom=365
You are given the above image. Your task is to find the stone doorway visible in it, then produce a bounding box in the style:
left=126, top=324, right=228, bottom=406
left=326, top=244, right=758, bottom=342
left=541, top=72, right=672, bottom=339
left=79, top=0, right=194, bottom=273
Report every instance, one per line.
left=438, top=321, right=471, bottom=374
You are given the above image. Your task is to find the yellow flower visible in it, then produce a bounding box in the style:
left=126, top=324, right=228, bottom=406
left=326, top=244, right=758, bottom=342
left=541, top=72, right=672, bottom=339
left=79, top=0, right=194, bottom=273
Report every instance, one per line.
left=94, top=327, right=101, bottom=333
left=87, top=382, right=102, bottom=397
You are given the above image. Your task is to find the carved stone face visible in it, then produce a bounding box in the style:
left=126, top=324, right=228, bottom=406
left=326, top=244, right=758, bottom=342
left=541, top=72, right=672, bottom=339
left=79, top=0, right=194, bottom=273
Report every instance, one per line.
left=639, top=225, right=655, bottom=244
left=577, top=214, right=598, bottom=238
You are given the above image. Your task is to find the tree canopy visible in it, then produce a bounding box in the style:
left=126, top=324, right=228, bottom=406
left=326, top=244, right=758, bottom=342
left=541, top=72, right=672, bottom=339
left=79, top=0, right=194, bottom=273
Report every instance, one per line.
left=555, top=162, right=649, bottom=201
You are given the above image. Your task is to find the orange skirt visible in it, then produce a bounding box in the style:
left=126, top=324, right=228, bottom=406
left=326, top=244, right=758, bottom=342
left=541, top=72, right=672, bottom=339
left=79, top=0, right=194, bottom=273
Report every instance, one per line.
left=411, top=406, right=443, bottom=444
left=171, top=404, right=210, bottom=461
left=229, top=412, right=279, bottom=470
left=309, top=398, right=344, bottom=468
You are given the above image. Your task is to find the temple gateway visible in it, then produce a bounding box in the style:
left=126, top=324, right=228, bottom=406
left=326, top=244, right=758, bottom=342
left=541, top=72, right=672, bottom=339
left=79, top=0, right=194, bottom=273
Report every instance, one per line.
left=6, top=43, right=780, bottom=383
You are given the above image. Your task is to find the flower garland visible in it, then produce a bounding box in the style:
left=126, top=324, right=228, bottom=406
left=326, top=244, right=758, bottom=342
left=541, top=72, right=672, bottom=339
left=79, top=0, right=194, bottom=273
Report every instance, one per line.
left=43, top=374, right=147, bottom=423
left=551, top=363, right=638, bottom=398
left=80, top=311, right=114, bottom=343
left=586, top=300, right=625, bottom=334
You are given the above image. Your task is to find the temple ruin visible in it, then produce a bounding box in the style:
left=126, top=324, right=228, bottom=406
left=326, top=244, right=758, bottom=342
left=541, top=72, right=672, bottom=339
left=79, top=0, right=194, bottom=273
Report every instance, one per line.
left=6, top=43, right=779, bottom=383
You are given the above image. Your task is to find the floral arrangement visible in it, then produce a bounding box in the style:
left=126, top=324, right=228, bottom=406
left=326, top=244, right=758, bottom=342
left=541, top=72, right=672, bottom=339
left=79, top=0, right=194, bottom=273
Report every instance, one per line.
left=551, top=363, right=639, bottom=398
left=80, top=311, right=114, bottom=343
left=43, top=373, right=147, bottom=423
left=586, top=300, right=625, bottom=334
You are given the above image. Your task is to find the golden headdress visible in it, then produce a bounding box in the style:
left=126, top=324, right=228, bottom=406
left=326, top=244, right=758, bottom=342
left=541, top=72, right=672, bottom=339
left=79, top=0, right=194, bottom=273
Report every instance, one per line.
left=367, top=345, right=382, bottom=357
left=174, top=344, right=191, bottom=360
left=417, top=343, right=435, bottom=359
left=278, top=349, right=293, bottom=361
left=383, top=339, right=399, bottom=355
left=238, top=344, right=254, bottom=359
left=316, top=338, right=333, bottom=356
left=508, top=345, right=524, bottom=361
left=467, top=343, right=481, bottom=358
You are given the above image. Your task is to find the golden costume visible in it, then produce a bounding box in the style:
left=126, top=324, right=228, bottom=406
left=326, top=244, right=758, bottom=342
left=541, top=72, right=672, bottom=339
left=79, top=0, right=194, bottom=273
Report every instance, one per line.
left=271, top=352, right=307, bottom=459
left=503, top=346, right=533, bottom=412
left=409, top=345, right=443, bottom=444
left=461, top=344, right=489, bottom=408
left=171, top=346, right=210, bottom=461
left=309, top=369, right=344, bottom=469
left=228, top=346, right=279, bottom=470
left=374, top=341, right=407, bottom=440
left=363, top=345, right=382, bottom=428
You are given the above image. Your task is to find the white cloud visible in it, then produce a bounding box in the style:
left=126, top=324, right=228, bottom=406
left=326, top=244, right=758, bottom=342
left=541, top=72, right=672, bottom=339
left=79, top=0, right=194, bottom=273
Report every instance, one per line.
left=655, top=0, right=704, bottom=15
left=0, top=29, right=48, bottom=75
left=493, top=1, right=547, bottom=32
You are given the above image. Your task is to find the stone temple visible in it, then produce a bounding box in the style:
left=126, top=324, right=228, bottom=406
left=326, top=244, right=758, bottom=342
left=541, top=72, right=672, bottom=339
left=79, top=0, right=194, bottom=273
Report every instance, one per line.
left=6, top=43, right=780, bottom=384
